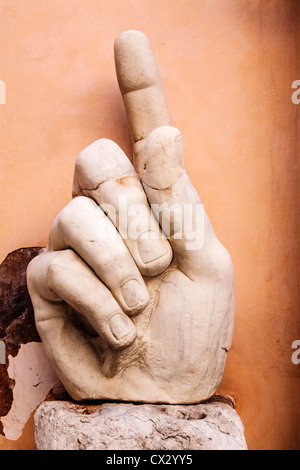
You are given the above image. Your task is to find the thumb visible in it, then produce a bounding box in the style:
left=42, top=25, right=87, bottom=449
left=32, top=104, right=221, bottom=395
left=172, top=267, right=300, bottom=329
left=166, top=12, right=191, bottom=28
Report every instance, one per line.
left=139, top=126, right=213, bottom=278
left=139, top=126, right=186, bottom=190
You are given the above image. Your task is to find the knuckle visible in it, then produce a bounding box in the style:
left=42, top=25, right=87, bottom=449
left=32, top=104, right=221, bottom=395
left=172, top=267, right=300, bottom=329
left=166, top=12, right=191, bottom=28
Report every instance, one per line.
left=46, top=260, right=63, bottom=291
left=74, top=139, right=134, bottom=191
left=56, top=206, right=73, bottom=234
left=26, top=253, right=43, bottom=289
left=56, top=197, right=91, bottom=232
left=27, top=251, right=67, bottom=303
left=46, top=265, right=58, bottom=291
left=46, top=256, right=71, bottom=296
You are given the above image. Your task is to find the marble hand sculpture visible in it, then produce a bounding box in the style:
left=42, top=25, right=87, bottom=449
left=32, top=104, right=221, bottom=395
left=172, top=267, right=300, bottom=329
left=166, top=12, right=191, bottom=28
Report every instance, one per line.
left=27, top=31, right=234, bottom=404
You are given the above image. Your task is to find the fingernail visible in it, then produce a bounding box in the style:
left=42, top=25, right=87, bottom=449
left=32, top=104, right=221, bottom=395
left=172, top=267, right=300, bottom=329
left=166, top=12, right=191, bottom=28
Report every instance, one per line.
left=121, top=279, right=148, bottom=309
left=109, top=313, right=134, bottom=341
left=138, top=232, right=169, bottom=264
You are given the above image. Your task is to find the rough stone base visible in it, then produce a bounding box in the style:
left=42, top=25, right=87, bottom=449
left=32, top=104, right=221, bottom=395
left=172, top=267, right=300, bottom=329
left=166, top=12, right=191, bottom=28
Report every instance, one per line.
left=34, top=398, right=247, bottom=450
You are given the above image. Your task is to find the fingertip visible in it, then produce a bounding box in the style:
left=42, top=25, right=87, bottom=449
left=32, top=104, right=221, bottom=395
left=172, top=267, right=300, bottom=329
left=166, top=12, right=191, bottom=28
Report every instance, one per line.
left=73, top=139, right=135, bottom=194
left=114, top=30, right=149, bottom=48
left=114, top=30, right=159, bottom=95
left=108, top=312, right=137, bottom=349
left=137, top=237, right=173, bottom=277
left=141, top=126, right=186, bottom=190
left=119, top=279, right=150, bottom=316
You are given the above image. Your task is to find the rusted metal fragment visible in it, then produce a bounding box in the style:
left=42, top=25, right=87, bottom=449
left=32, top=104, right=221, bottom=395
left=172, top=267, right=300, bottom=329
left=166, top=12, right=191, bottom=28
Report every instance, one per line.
left=0, top=247, right=43, bottom=435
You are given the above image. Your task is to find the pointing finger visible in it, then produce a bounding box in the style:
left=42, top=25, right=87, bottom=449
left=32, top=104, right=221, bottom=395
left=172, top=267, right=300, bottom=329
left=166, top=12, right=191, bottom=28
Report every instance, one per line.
left=114, top=30, right=171, bottom=173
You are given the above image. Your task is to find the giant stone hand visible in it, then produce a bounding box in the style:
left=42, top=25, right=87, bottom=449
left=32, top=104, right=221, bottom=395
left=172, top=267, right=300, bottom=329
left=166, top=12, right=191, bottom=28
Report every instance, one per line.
left=27, top=31, right=234, bottom=403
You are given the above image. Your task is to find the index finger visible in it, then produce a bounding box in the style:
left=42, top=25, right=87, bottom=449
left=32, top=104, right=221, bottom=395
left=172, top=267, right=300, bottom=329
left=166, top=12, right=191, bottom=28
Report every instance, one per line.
left=114, top=30, right=172, bottom=164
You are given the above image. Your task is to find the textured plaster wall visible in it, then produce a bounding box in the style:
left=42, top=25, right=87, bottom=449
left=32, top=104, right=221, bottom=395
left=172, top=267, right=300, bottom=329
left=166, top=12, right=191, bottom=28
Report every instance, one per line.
left=0, top=0, right=299, bottom=450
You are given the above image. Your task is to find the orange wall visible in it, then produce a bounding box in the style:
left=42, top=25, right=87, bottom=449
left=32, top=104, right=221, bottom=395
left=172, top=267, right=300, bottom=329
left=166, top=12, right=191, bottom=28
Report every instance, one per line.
left=0, top=0, right=299, bottom=450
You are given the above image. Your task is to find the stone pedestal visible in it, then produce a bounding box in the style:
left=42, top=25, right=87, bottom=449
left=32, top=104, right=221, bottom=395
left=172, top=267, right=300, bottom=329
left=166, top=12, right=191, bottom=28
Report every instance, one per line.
left=34, top=397, right=247, bottom=450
